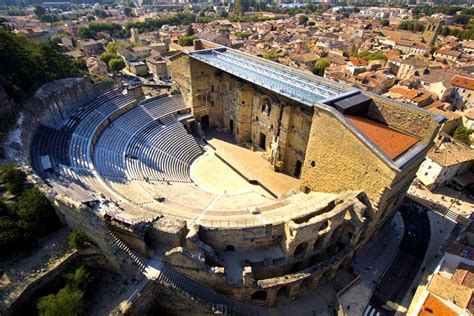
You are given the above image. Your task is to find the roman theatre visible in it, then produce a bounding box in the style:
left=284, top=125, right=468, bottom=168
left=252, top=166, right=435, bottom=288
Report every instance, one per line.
left=20, top=40, right=444, bottom=311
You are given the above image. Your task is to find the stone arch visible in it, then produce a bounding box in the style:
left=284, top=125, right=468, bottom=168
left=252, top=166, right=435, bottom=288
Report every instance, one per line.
left=251, top=290, right=267, bottom=301
left=276, top=285, right=289, bottom=297
left=319, top=220, right=329, bottom=231
left=290, top=261, right=305, bottom=273
left=260, top=97, right=272, bottom=115
left=294, top=242, right=308, bottom=259
left=309, top=254, right=320, bottom=266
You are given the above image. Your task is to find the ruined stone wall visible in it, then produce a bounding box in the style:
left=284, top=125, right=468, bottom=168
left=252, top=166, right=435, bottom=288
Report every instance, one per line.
left=199, top=225, right=280, bottom=252
left=178, top=55, right=313, bottom=175
left=7, top=249, right=108, bottom=316
left=277, top=105, right=313, bottom=176
left=121, top=280, right=213, bottom=316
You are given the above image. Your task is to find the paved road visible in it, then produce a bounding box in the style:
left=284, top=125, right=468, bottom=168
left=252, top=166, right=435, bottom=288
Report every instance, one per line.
left=364, top=197, right=430, bottom=316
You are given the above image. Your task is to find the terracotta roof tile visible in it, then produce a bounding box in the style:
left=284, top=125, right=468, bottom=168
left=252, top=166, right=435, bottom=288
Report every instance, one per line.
left=390, top=86, right=419, bottom=99
left=451, top=76, right=474, bottom=91
left=345, top=115, right=420, bottom=160
left=419, top=294, right=457, bottom=316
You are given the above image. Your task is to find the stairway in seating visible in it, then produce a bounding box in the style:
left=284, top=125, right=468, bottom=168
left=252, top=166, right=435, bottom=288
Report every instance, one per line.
left=155, top=264, right=267, bottom=316
left=109, top=231, right=267, bottom=315
left=110, top=231, right=149, bottom=272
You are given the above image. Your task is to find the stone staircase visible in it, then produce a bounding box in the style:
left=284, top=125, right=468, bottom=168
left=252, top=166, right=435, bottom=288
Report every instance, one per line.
left=109, top=229, right=267, bottom=315
left=110, top=231, right=149, bottom=272
left=155, top=264, right=267, bottom=316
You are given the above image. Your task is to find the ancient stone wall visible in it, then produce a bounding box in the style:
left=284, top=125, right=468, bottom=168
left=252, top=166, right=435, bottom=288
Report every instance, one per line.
left=120, top=280, right=213, bottom=315
left=168, top=53, right=193, bottom=108
left=300, top=109, right=395, bottom=206
left=180, top=55, right=313, bottom=175
left=7, top=249, right=109, bottom=316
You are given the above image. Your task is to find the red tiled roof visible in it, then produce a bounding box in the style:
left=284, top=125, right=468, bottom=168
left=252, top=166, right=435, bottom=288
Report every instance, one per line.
left=419, top=294, right=457, bottom=316
left=436, top=48, right=462, bottom=57
left=348, top=56, right=368, bottom=66
left=345, top=115, right=420, bottom=160
left=451, top=76, right=474, bottom=91
left=390, top=86, right=419, bottom=99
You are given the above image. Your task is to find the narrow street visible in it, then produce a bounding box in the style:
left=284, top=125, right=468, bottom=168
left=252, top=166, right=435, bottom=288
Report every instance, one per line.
left=364, top=198, right=430, bottom=316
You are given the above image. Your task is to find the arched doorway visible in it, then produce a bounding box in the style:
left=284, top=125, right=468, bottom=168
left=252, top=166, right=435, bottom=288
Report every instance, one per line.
left=290, top=261, right=305, bottom=273
left=251, top=290, right=267, bottom=301
left=276, top=285, right=289, bottom=298
left=294, top=242, right=308, bottom=259
left=200, top=115, right=209, bottom=129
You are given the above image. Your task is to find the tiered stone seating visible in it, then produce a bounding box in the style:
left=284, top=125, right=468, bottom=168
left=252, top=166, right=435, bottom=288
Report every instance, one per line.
left=142, top=95, right=188, bottom=120
left=146, top=122, right=202, bottom=165
left=64, top=90, right=121, bottom=131
left=94, top=148, right=126, bottom=180
left=30, top=125, right=72, bottom=171
left=69, top=134, right=91, bottom=169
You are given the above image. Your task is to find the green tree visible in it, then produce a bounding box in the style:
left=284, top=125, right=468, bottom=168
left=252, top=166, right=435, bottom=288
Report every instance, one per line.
left=108, top=58, right=125, bottom=74
left=178, top=34, right=198, bottom=46
left=311, top=57, right=330, bottom=77
left=6, top=7, right=26, bottom=16
left=40, top=14, right=60, bottom=23
left=0, top=163, right=24, bottom=195
left=380, top=19, right=389, bottom=27
left=0, top=216, right=23, bottom=251
left=0, top=30, right=79, bottom=102
left=233, top=0, right=244, bottom=16
left=298, top=15, right=309, bottom=25
left=185, top=24, right=194, bottom=36
left=67, top=230, right=88, bottom=250
left=34, top=5, right=46, bottom=18
left=37, top=266, right=94, bottom=316
left=263, top=51, right=280, bottom=59
left=66, top=266, right=94, bottom=290
left=17, top=187, right=58, bottom=236
left=454, top=126, right=473, bottom=145
left=124, top=6, right=133, bottom=17
left=37, top=285, right=84, bottom=316
left=100, top=51, right=119, bottom=64
left=235, top=30, right=251, bottom=39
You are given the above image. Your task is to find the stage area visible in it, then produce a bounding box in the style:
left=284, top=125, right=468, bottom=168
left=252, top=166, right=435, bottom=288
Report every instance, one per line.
left=205, top=132, right=300, bottom=197
left=191, top=149, right=272, bottom=198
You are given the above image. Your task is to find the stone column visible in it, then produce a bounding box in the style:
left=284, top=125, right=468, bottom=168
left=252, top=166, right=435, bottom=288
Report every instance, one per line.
left=288, top=281, right=302, bottom=300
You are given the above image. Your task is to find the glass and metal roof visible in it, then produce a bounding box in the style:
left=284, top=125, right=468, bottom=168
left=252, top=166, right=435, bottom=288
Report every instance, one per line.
left=189, top=48, right=356, bottom=106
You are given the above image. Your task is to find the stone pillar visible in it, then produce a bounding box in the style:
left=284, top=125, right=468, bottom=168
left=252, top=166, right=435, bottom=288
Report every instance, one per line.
left=242, top=266, right=254, bottom=287
left=306, top=273, right=323, bottom=291
left=288, top=281, right=302, bottom=300
left=267, top=288, right=278, bottom=307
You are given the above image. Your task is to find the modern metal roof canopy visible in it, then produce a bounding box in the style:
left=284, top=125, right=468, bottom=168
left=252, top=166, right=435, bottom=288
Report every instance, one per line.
left=189, top=48, right=356, bottom=106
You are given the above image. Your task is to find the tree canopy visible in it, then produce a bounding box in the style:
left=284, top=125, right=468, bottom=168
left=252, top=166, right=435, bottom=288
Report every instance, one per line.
left=178, top=34, right=198, bottom=47
left=37, top=266, right=94, bottom=316
left=0, top=164, right=60, bottom=254
left=311, top=58, right=330, bottom=77
left=0, top=30, right=79, bottom=102
left=454, top=126, right=473, bottom=145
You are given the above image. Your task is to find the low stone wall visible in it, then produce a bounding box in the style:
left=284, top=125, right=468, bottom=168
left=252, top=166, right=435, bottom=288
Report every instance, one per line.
left=7, top=248, right=106, bottom=316
left=119, top=280, right=212, bottom=316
